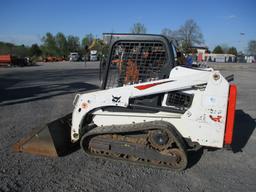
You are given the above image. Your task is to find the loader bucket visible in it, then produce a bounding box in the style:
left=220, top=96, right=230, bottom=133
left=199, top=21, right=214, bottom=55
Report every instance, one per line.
left=12, top=113, right=79, bottom=157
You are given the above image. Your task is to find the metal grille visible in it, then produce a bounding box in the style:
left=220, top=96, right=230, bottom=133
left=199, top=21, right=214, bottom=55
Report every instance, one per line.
left=166, top=92, right=193, bottom=109
left=106, top=41, right=167, bottom=88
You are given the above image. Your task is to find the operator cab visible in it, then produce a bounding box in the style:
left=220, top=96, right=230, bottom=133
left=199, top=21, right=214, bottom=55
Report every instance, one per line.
left=99, top=33, right=192, bottom=113
left=100, top=33, right=176, bottom=90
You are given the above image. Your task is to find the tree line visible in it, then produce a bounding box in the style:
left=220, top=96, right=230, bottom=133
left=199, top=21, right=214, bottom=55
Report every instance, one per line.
left=0, top=33, right=106, bottom=61
left=212, top=45, right=238, bottom=55
left=132, top=20, right=256, bottom=56
left=0, top=21, right=255, bottom=60
left=129, top=20, right=205, bottom=54
left=161, top=19, right=204, bottom=54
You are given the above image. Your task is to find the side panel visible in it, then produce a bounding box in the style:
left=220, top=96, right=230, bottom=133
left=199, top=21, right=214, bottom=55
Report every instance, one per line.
left=92, top=71, right=230, bottom=148
left=169, top=67, right=229, bottom=147
left=72, top=67, right=230, bottom=148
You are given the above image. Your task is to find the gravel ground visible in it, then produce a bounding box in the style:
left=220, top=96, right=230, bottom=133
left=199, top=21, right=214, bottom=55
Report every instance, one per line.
left=0, top=61, right=255, bottom=192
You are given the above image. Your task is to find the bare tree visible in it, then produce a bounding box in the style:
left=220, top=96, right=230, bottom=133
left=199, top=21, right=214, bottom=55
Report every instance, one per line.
left=177, top=19, right=204, bottom=53
left=161, top=28, right=181, bottom=48
left=131, top=22, right=147, bottom=34
left=161, top=28, right=179, bottom=41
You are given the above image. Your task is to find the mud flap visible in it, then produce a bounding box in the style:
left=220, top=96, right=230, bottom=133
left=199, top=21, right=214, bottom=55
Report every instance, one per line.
left=12, top=113, right=79, bottom=157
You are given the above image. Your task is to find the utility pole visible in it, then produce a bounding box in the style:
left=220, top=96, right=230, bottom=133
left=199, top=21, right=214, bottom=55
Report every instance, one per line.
left=239, top=32, right=245, bottom=53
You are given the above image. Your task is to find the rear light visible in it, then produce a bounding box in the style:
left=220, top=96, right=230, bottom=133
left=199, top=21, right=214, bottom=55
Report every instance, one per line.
left=224, top=84, right=237, bottom=145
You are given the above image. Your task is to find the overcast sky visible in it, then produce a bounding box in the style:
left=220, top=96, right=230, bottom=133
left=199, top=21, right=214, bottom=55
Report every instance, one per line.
left=0, top=0, right=255, bottom=51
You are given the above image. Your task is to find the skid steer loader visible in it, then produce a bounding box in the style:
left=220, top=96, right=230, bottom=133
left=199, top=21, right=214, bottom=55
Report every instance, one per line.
left=13, top=33, right=237, bottom=170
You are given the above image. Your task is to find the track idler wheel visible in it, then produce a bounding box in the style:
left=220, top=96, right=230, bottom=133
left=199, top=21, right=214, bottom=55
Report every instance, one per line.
left=148, top=130, right=172, bottom=150
left=148, top=128, right=187, bottom=170
left=160, top=148, right=187, bottom=170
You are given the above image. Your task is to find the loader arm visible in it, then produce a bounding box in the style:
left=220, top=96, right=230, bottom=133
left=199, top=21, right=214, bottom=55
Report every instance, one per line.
left=71, top=66, right=221, bottom=143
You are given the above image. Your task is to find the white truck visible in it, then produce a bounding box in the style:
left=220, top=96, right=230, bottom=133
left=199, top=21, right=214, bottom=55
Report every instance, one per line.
left=90, top=50, right=98, bottom=61
left=69, top=52, right=80, bottom=61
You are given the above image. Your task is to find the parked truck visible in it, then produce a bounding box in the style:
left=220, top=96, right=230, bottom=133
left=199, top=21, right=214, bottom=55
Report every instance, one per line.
left=90, top=50, right=98, bottom=61
left=69, top=52, right=80, bottom=61
left=0, top=54, right=30, bottom=67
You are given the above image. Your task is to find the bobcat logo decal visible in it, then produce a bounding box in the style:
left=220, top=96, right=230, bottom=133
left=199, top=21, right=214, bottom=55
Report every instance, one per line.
left=112, top=95, right=121, bottom=103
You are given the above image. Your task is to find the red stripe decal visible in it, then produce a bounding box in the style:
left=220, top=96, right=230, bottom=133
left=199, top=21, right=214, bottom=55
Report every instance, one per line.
left=224, top=84, right=237, bottom=145
left=134, top=80, right=173, bottom=90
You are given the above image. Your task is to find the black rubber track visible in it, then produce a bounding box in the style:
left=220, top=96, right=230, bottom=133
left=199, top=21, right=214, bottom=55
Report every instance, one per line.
left=80, top=121, right=188, bottom=170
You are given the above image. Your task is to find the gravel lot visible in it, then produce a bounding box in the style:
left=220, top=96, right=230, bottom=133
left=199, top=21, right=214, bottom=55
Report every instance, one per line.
left=0, top=61, right=255, bottom=192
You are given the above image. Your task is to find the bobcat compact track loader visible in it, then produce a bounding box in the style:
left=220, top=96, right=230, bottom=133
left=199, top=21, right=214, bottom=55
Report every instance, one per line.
left=13, top=34, right=237, bottom=170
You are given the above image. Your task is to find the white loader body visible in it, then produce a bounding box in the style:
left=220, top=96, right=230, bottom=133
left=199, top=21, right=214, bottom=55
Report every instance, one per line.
left=72, top=66, right=230, bottom=148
